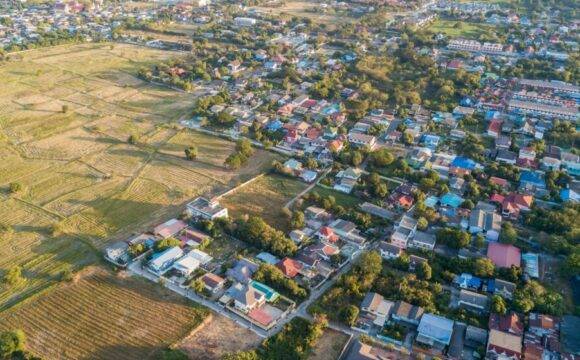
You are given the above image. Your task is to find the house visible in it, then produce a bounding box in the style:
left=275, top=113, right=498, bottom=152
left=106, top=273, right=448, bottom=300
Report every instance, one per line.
left=491, top=193, right=533, bottom=218
left=488, top=278, right=517, bottom=300
left=416, top=314, right=454, bottom=348
left=201, top=273, right=226, bottom=293
left=391, top=215, right=418, bottom=249
left=496, top=150, right=517, bottom=165
left=317, top=226, right=339, bottom=244
left=329, top=219, right=366, bottom=247
left=226, top=258, right=259, bottom=283
left=465, top=326, right=489, bottom=349
left=409, top=231, right=436, bottom=251
left=305, top=206, right=332, bottom=221
left=276, top=257, right=303, bottom=278
left=105, top=241, right=129, bottom=264
left=300, top=170, right=317, bottom=183
left=188, top=249, right=213, bottom=265
left=519, top=170, right=546, bottom=194
left=489, top=312, right=524, bottom=336
left=256, top=252, right=279, bottom=265
left=378, top=241, right=403, bottom=259
left=303, top=243, right=339, bottom=261
left=487, top=329, right=523, bottom=359
left=487, top=243, right=521, bottom=268
left=348, top=133, right=377, bottom=149
left=334, top=167, right=362, bottom=194
left=230, top=283, right=266, bottom=313
left=459, top=289, right=489, bottom=312
left=469, top=208, right=502, bottom=241
left=177, top=228, right=210, bottom=247
left=392, top=301, right=424, bottom=326
left=172, top=253, right=201, bottom=277
left=186, top=197, right=228, bottom=220
left=440, top=192, right=464, bottom=209
left=528, top=313, right=557, bottom=337
left=409, top=255, right=427, bottom=272
left=454, top=273, right=482, bottom=291
left=541, top=156, right=561, bottom=171
left=496, top=135, right=512, bottom=150
left=154, top=219, right=188, bottom=239
left=359, top=202, right=396, bottom=220
left=283, top=158, right=303, bottom=172
left=450, top=156, right=479, bottom=176
left=488, top=119, right=503, bottom=138
left=360, top=292, right=394, bottom=326
left=149, top=246, right=184, bottom=275
left=522, top=253, right=539, bottom=278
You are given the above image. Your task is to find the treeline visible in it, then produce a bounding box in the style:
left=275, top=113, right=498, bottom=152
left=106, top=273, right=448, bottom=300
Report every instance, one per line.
left=253, top=264, right=308, bottom=301
left=230, top=216, right=297, bottom=257
left=222, top=316, right=327, bottom=360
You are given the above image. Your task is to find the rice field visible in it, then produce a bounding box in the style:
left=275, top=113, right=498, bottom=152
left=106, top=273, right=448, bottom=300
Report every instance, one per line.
left=0, top=43, right=277, bottom=311
left=0, top=267, right=209, bottom=360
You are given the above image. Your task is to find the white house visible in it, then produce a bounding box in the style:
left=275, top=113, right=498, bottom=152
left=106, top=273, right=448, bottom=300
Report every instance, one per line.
left=186, top=197, right=228, bottom=220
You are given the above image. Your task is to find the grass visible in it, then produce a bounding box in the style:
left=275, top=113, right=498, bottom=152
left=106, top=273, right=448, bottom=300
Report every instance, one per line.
left=0, top=43, right=277, bottom=310
left=308, top=329, right=350, bottom=360
left=221, top=174, right=308, bottom=231
left=0, top=267, right=209, bottom=360
left=427, top=19, right=497, bottom=40
left=311, top=185, right=362, bottom=208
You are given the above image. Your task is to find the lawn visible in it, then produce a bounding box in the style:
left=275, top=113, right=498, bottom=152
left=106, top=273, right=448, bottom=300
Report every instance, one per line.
left=0, top=43, right=277, bottom=310
left=311, top=185, right=362, bottom=208
left=0, top=267, right=209, bottom=360
left=428, top=19, right=497, bottom=40
left=221, top=174, right=308, bottom=231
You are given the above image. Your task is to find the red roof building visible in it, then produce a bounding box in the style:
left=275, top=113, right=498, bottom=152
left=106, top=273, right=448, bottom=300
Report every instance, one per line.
left=499, top=193, right=533, bottom=218
left=488, top=119, right=503, bottom=138
left=487, top=242, right=521, bottom=268
left=490, top=176, right=509, bottom=188
left=489, top=312, right=524, bottom=336
left=276, top=258, right=303, bottom=278
left=318, top=226, right=339, bottom=243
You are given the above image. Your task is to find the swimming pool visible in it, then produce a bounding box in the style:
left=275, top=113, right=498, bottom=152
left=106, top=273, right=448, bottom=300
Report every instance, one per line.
left=250, top=280, right=280, bottom=302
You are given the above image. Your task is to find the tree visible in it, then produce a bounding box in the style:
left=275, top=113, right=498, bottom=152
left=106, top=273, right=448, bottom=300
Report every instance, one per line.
left=417, top=262, right=432, bottom=280
left=184, top=146, right=198, bottom=160
left=221, top=351, right=259, bottom=360
left=417, top=217, right=428, bottom=231
left=0, top=330, right=26, bottom=359
left=351, top=151, right=364, bottom=166
left=190, top=278, right=205, bottom=294
left=499, top=222, right=518, bottom=244
left=290, top=211, right=305, bottom=230
left=127, top=134, right=139, bottom=145
left=155, top=237, right=181, bottom=252
left=491, top=295, right=507, bottom=315
left=3, top=266, right=23, bottom=286
left=474, top=258, right=495, bottom=278
left=342, top=304, right=359, bottom=326
left=61, top=104, right=69, bottom=113
left=436, top=228, right=471, bottom=249
left=474, top=234, right=486, bottom=249
left=369, top=148, right=394, bottom=167
left=8, top=182, right=22, bottom=194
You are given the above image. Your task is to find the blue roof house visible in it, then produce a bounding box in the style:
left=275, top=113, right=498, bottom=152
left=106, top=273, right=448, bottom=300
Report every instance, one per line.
left=560, top=188, right=579, bottom=203
left=454, top=273, right=482, bottom=290
left=451, top=157, right=478, bottom=171
left=519, top=170, right=546, bottom=194
left=416, top=314, right=454, bottom=348
left=440, top=192, right=464, bottom=208
left=266, top=119, right=283, bottom=132
left=421, top=134, right=441, bottom=150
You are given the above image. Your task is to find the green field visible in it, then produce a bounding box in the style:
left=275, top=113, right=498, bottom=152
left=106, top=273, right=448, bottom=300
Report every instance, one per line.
left=427, top=19, right=497, bottom=40
left=221, top=174, right=307, bottom=231
left=311, top=185, right=362, bottom=208
left=0, top=43, right=276, bottom=310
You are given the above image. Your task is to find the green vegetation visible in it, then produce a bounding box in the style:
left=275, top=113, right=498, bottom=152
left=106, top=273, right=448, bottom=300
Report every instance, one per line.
left=253, top=264, right=308, bottom=301
left=232, top=216, right=297, bottom=257
left=428, top=19, right=501, bottom=41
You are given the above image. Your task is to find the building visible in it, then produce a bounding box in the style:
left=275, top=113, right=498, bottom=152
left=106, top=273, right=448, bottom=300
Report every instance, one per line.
left=186, top=197, right=228, bottom=220
left=230, top=283, right=265, bottom=313
left=378, top=241, right=403, bottom=259
left=234, top=17, right=257, bottom=27
left=201, top=273, right=226, bottom=293
left=149, top=246, right=184, bottom=275
left=409, top=231, right=436, bottom=251
left=105, top=241, right=129, bottom=264
left=469, top=208, right=502, bottom=241
left=391, top=215, right=418, bottom=249
left=392, top=301, right=424, bottom=326
left=276, top=257, right=303, bottom=278
left=489, top=312, right=524, bottom=336
left=487, top=329, right=523, bottom=359
left=491, top=193, right=533, bottom=219
left=459, top=289, right=489, bottom=313
left=416, top=313, right=454, bottom=348
left=172, top=253, right=201, bottom=277
left=153, top=219, right=188, bottom=239
left=487, top=243, right=521, bottom=268
left=360, top=292, right=394, bottom=326
left=489, top=278, right=517, bottom=300
left=226, top=258, right=259, bottom=283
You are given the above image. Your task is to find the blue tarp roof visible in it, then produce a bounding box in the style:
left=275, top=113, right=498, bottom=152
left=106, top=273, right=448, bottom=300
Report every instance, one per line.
left=451, top=156, right=477, bottom=170
left=520, top=170, right=546, bottom=187
left=440, top=192, right=464, bottom=208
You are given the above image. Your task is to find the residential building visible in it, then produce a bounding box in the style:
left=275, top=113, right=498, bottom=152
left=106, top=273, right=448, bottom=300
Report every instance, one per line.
left=186, top=197, right=228, bottom=220
left=459, top=289, right=490, bottom=313
left=201, top=273, right=226, bottom=293
left=469, top=208, right=502, bottom=241
left=409, top=231, right=436, bottom=251
left=230, top=283, right=265, bottom=313
left=378, top=241, right=403, bottom=259
left=489, top=312, right=524, bottom=336
left=360, top=292, right=394, bottom=326
left=153, top=219, right=188, bottom=239
left=416, top=313, right=454, bottom=348
left=487, top=243, right=521, bottom=268
left=489, top=279, right=517, bottom=300
left=276, top=257, right=303, bottom=278
left=226, top=258, right=259, bottom=283
left=149, top=246, right=184, bottom=275
left=486, top=329, right=523, bottom=359
left=105, top=241, right=129, bottom=264
left=392, top=301, right=424, bottom=326
left=172, top=253, right=200, bottom=277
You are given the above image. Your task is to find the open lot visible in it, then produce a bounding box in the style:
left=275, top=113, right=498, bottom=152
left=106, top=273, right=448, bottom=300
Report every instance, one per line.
left=176, top=313, right=262, bottom=360
left=0, top=267, right=208, bottom=360
left=220, top=174, right=308, bottom=230
left=427, top=19, right=497, bottom=39
left=308, top=329, right=350, bottom=360
left=0, top=43, right=276, bottom=310
left=251, top=1, right=357, bottom=26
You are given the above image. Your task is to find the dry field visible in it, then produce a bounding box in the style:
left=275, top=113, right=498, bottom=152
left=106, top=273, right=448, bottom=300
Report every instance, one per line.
left=176, top=314, right=262, bottom=360
left=220, top=174, right=308, bottom=230
left=251, top=1, right=357, bottom=26
left=0, top=267, right=208, bottom=360
left=308, top=329, right=350, bottom=360
left=0, top=43, right=276, bottom=310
